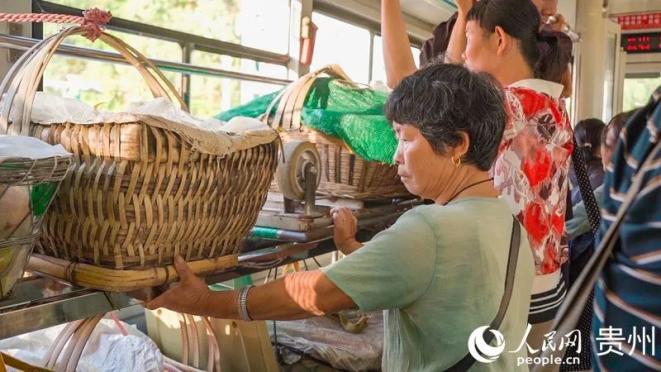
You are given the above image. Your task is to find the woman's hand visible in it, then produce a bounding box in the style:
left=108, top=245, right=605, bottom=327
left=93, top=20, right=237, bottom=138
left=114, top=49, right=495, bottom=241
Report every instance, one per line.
left=560, top=246, right=569, bottom=265
left=145, top=256, right=213, bottom=316
left=456, top=0, right=477, bottom=15
left=544, top=13, right=567, bottom=32
left=331, top=207, right=359, bottom=254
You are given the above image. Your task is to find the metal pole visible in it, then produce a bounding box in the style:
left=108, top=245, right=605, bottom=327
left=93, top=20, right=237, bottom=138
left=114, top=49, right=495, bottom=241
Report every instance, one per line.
left=368, top=31, right=375, bottom=83
left=0, top=34, right=292, bottom=86
left=181, top=42, right=194, bottom=107
left=35, top=0, right=290, bottom=66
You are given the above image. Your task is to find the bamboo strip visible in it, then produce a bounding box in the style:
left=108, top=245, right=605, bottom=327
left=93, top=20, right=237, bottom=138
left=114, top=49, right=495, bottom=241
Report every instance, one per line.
left=43, top=319, right=84, bottom=369
left=180, top=314, right=189, bottom=367
left=185, top=314, right=200, bottom=369
left=27, top=254, right=238, bottom=292
left=1, top=352, right=52, bottom=372
left=64, top=314, right=104, bottom=372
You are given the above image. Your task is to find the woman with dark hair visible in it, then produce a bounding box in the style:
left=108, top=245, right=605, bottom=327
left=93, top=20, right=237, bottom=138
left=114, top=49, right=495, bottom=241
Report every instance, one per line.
left=381, top=0, right=574, bottom=94
left=441, top=0, right=576, bottom=351
left=563, top=112, right=632, bottom=371
left=146, top=64, right=534, bottom=371
left=566, top=112, right=634, bottom=260
left=566, top=111, right=636, bottom=237
left=569, top=118, right=606, bottom=205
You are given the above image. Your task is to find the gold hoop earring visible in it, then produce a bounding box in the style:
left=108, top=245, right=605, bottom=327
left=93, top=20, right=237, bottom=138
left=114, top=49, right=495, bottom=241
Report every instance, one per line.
left=451, top=156, right=461, bottom=168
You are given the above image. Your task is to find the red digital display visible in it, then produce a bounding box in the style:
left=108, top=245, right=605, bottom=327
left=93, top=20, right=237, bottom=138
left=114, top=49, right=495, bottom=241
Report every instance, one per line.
left=622, top=32, right=661, bottom=54
left=615, top=13, right=661, bottom=31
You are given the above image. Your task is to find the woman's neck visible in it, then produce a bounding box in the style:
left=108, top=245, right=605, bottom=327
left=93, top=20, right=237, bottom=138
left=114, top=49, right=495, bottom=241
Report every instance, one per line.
left=432, top=169, right=499, bottom=205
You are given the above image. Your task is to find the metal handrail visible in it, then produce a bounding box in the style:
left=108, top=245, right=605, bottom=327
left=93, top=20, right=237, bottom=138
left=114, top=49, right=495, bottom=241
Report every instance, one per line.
left=0, top=34, right=292, bottom=86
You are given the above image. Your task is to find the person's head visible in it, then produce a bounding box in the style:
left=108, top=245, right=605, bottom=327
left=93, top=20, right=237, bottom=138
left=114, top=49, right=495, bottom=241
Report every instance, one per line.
left=574, top=118, right=605, bottom=162
left=536, top=31, right=573, bottom=87
left=385, top=63, right=506, bottom=202
left=464, top=0, right=571, bottom=87
left=601, top=110, right=635, bottom=170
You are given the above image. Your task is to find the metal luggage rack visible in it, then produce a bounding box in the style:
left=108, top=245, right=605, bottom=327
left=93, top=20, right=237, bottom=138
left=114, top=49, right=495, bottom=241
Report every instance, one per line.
left=0, top=1, right=419, bottom=340
left=0, top=197, right=417, bottom=341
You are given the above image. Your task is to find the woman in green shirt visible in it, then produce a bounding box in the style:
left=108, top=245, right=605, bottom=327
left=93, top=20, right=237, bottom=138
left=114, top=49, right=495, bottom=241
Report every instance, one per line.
left=147, top=64, right=534, bottom=371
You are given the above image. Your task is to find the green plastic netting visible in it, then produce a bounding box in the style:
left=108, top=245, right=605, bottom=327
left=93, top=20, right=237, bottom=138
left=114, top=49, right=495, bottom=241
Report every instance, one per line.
left=216, top=77, right=397, bottom=164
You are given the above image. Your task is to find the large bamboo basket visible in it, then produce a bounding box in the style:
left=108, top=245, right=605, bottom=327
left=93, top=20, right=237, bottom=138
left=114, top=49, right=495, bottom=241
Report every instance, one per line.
left=265, top=65, right=408, bottom=200
left=0, top=27, right=278, bottom=272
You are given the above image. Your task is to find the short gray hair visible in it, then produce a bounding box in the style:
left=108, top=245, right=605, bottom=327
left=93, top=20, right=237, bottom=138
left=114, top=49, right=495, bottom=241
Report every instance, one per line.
left=385, top=63, right=507, bottom=171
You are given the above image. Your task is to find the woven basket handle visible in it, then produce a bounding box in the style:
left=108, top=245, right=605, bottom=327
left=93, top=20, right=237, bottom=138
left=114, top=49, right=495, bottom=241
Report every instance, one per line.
left=202, top=317, right=222, bottom=372
left=0, top=26, right=188, bottom=136
left=41, top=314, right=104, bottom=372
left=264, top=64, right=354, bottom=131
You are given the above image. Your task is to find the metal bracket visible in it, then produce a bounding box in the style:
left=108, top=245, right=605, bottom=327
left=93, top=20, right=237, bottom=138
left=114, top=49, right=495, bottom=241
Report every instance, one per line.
left=282, top=161, right=320, bottom=216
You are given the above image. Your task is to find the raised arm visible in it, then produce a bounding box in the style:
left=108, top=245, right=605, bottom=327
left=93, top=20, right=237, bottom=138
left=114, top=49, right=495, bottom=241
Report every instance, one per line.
left=444, top=0, right=475, bottom=64
left=381, top=0, right=417, bottom=88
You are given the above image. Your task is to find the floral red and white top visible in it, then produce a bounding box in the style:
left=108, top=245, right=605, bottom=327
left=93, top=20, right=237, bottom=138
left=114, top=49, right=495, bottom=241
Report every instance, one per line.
left=494, top=80, right=573, bottom=280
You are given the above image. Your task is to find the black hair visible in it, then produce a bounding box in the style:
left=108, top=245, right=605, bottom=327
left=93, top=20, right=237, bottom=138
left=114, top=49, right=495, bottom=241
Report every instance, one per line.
left=385, top=63, right=506, bottom=171
left=602, top=110, right=636, bottom=152
left=574, top=118, right=605, bottom=162
left=536, top=30, right=573, bottom=83
left=467, top=0, right=572, bottom=84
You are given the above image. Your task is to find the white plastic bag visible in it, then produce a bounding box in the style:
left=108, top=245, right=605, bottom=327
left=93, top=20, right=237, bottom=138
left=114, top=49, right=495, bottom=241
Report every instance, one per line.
left=0, top=318, right=164, bottom=372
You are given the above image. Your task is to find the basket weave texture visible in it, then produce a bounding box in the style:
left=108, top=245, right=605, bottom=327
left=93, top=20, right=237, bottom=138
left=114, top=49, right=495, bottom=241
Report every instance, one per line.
left=0, top=27, right=278, bottom=269
left=265, top=65, right=408, bottom=200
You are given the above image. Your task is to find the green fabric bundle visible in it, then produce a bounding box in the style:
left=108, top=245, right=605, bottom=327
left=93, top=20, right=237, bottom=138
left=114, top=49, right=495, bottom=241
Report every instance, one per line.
left=216, top=78, right=397, bottom=164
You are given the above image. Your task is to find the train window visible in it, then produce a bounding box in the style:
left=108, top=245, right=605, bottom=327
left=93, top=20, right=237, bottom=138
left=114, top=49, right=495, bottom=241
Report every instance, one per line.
left=190, top=75, right=282, bottom=117
left=623, top=75, right=661, bottom=111
left=371, top=35, right=420, bottom=86
left=189, top=51, right=287, bottom=117
left=191, top=51, right=288, bottom=80
left=43, top=22, right=184, bottom=113
left=310, top=12, right=371, bottom=84
left=43, top=24, right=183, bottom=62
left=46, top=0, right=291, bottom=54
left=43, top=55, right=182, bottom=112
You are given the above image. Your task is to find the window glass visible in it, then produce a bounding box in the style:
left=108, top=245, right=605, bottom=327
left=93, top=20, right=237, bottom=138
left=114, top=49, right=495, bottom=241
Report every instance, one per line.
left=310, top=12, right=371, bottom=84
left=190, top=75, right=282, bottom=118
left=43, top=55, right=181, bottom=112
left=47, top=0, right=290, bottom=53
left=44, top=24, right=183, bottom=62
left=191, top=51, right=288, bottom=80
left=622, top=76, right=661, bottom=112
left=371, top=35, right=420, bottom=87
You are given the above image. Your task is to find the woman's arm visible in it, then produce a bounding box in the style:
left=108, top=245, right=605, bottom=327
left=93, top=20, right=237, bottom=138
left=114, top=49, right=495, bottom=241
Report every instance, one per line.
left=381, top=0, right=417, bottom=88
left=146, top=207, right=365, bottom=319
left=146, top=257, right=355, bottom=320
left=243, top=270, right=354, bottom=320
left=444, top=0, right=474, bottom=64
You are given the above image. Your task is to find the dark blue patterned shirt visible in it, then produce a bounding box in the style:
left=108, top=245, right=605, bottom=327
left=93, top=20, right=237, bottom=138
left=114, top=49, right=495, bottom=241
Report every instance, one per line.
left=592, top=93, right=661, bottom=371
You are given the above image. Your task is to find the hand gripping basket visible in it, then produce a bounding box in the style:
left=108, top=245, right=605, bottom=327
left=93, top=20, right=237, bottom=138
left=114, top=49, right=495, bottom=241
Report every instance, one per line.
left=0, top=27, right=278, bottom=289
left=264, top=65, right=408, bottom=200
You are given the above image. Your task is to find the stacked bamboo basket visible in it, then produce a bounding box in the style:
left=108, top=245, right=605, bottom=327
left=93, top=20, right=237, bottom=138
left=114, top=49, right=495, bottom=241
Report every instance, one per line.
left=264, top=65, right=408, bottom=200
left=0, top=139, right=73, bottom=299
left=0, top=26, right=279, bottom=291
